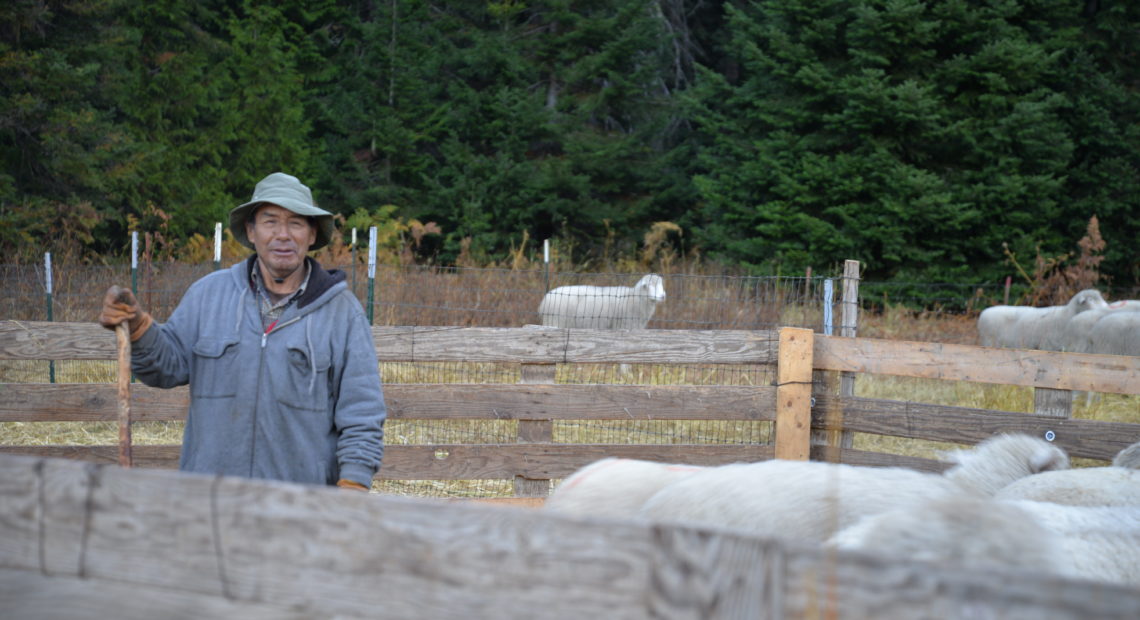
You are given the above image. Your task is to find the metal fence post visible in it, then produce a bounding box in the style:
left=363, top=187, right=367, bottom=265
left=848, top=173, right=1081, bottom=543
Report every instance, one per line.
left=44, top=252, right=54, bottom=384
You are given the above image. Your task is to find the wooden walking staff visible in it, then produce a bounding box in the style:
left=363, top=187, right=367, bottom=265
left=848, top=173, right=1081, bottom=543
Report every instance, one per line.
left=115, top=294, right=133, bottom=468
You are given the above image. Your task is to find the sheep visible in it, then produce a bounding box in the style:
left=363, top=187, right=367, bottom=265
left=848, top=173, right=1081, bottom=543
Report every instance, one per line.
left=992, top=465, right=1140, bottom=507
left=1089, top=308, right=1140, bottom=356
left=826, top=497, right=1074, bottom=578
left=828, top=498, right=1140, bottom=586
left=976, top=288, right=1108, bottom=350
left=538, top=274, right=666, bottom=329
left=635, top=433, right=1069, bottom=543
left=1060, top=300, right=1140, bottom=353
left=1018, top=501, right=1140, bottom=586
left=543, top=457, right=705, bottom=519
left=1114, top=441, right=1140, bottom=470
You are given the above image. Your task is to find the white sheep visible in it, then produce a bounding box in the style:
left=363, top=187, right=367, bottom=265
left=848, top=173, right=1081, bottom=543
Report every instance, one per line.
left=1060, top=300, right=1140, bottom=353
left=829, top=498, right=1140, bottom=586
left=636, top=433, right=1068, bottom=543
left=1114, top=441, right=1140, bottom=470
left=1018, top=500, right=1140, bottom=586
left=826, top=497, right=1073, bottom=577
left=976, top=288, right=1108, bottom=350
left=543, top=457, right=705, bottom=519
left=1089, top=308, right=1140, bottom=356
left=538, top=274, right=666, bottom=329
left=992, top=465, right=1140, bottom=507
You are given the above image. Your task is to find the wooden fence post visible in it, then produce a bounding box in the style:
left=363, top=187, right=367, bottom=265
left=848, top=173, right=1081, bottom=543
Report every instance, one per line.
left=775, top=327, right=814, bottom=461
left=836, top=260, right=860, bottom=448
left=811, top=260, right=860, bottom=457
left=516, top=362, right=556, bottom=497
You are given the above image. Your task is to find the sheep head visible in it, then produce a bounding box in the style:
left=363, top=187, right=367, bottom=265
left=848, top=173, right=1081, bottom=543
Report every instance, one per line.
left=940, top=433, right=1070, bottom=496
left=1071, top=289, right=1108, bottom=312
left=635, top=274, right=666, bottom=303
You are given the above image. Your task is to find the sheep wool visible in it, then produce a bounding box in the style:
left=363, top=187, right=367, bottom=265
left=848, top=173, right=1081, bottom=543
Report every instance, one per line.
left=938, top=432, right=1070, bottom=496
left=831, top=498, right=1140, bottom=587
left=538, top=274, right=666, bottom=329
left=1088, top=309, right=1140, bottom=356
left=636, top=433, right=1068, bottom=543
left=826, top=497, right=1074, bottom=578
left=1061, top=301, right=1140, bottom=354
left=976, top=288, right=1108, bottom=350
left=1012, top=499, right=1140, bottom=587
left=1114, top=441, right=1140, bottom=470
left=544, top=457, right=705, bottom=518
left=994, top=466, right=1140, bottom=507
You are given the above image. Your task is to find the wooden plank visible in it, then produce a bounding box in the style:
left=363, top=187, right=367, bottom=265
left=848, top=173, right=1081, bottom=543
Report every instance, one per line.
left=0, top=321, right=115, bottom=360
left=115, top=322, right=132, bottom=467
left=373, top=325, right=781, bottom=364
left=812, top=395, right=1140, bottom=461
left=0, top=444, right=774, bottom=479
left=446, top=497, right=546, bottom=509
left=377, top=444, right=775, bottom=479
left=1, top=321, right=781, bottom=365
left=0, top=568, right=326, bottom=620
left=8, top=321, right=1140, bottom=393
left=1034, top=387, right=1073, bottom=418
left=515, top=362, right=555, bottom=497
left=809, top=445, right=948, bottom=473
left=0, top=383, right=776, bottom=423
left=814, top=334, right=1140, bottom=394
left=0, top=445, right=182, bottom=469
left=774, top=327, right=813, bottom=460
left=2, top=454, right=1138, bottom=620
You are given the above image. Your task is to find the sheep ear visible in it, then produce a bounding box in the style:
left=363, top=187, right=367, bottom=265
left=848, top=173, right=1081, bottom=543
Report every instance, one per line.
left=1030, top=446, right=1070, bottom=473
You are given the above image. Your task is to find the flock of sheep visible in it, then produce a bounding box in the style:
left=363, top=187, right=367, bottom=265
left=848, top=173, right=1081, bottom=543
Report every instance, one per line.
left=977, top=288, right=1140, bottom=355
left=544, top=435, right=1140, bottom=586
left=536, top=276, right=1140, bottom=358
left=535, top=276, right=1138, bottom=356
left=536, top=278, right=1140, bottom=585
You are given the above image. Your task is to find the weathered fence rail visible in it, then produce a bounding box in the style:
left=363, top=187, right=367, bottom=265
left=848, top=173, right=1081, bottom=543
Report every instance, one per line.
left=2, top=452, right=1138, bottom=619
left=3, top=320, right=1140, bottom=484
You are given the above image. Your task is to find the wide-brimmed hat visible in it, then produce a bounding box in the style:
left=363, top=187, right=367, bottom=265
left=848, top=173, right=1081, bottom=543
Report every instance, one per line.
left=229, top=172, right=335, bottom=250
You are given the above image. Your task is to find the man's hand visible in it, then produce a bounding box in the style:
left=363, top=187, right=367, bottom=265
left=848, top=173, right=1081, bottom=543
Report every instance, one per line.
left=99, top=285, right=153, bottom=342
left=336, top=478, right=370, bottom=492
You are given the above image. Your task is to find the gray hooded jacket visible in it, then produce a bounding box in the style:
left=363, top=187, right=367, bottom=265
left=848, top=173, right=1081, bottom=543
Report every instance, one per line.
left=131, top=256, right=385, bottom=487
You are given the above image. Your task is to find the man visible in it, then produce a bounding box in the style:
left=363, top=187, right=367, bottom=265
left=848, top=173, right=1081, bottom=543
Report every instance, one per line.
left=99, top=172, right=385, bottom=491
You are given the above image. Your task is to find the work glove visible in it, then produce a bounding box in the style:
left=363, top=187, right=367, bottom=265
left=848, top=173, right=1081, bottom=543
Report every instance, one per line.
left=99, top=285, right=153, bottom=342
left=336, top=478, right=370, bottom=492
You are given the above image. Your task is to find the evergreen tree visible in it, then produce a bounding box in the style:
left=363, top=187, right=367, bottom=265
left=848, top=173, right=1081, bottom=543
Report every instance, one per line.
left=688, top=0, right=1114, bottom=284
left=312, top=1, right=684, bottom=263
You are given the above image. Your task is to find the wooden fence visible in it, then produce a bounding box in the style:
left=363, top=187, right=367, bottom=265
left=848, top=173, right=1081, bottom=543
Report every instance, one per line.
left=4, top=320, right=1140, bottom=617
left=3, top=319, right=1140, bottom=491
left=3, top=452, right=1140, bottom=619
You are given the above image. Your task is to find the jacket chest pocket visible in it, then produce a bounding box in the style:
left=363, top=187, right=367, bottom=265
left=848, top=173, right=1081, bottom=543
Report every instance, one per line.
left=276, top=344, right=332, bottom=411
left=190, top=338, right=241, bottom=398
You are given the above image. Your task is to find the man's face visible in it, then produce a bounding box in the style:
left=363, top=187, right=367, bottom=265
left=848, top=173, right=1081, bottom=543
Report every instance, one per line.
left=246, top=204, right=316, bottom=276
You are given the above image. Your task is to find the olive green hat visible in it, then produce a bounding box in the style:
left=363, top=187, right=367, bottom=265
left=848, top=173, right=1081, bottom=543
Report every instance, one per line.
left=229, top=172, right=334, bottom=250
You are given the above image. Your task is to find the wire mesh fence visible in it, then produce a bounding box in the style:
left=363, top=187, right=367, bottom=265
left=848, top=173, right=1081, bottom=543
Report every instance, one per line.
left=3, top=259, right=843, bottom=328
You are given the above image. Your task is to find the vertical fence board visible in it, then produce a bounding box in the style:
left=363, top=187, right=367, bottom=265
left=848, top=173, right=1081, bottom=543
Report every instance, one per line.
left=516, top=363, right=557, bottom=496
left=775, top=328, right=814, bottom=461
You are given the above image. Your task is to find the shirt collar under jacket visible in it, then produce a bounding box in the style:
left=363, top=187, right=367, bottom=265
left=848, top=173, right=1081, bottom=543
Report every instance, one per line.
left=250, top=257, right=311, bottom=328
